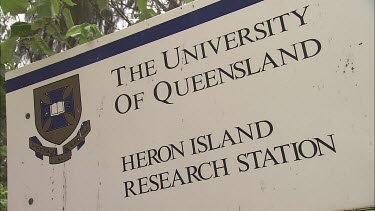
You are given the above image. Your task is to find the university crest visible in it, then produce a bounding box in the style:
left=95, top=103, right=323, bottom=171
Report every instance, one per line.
left=29, top=75, right=91, bottom=164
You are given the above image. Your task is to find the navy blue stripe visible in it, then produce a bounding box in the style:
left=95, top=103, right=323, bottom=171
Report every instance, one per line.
left=6, top=0, right=262, bottom=93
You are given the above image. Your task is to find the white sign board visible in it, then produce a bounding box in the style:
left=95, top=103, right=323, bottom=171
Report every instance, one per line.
left=6, top=0, right=374, bottom=210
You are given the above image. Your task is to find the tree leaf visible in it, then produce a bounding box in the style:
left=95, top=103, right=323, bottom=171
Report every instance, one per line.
left=63, top=8, right=74, bottom=29
left=26, top=7, right=37, bottom=17
left=0, top=146, right=6, bottom=157
left=0, top=70, right=5, bottom=121
left=65, top=24, right=86, bottom=38
left=33, top=36, right=55, bottom=56
left=10, top=22, right=33, bottom=37
left=1, top=0, right=28, bottom=15
left=51, top=0, right=60, bottom=18
left=136, top=0, right=147, bottom=12
left=96, top=0, right=109, bottom=12
left=36, top=0, right=60, bottom=18
left=79, top=37, right=88, bottom=44
left=90, top=25, right=102, bottom=39
left=36, top=0, right=52, bottom=18
left=45, top=25, right=56, bottom=35
left=31, top=19, right=46, bottom=30
left=82, top=25, right=92, bottom=37
left=49, top=22, right=65, bottom=41
left=0, top=82, right=5, bottom=121
left=62, top=0, right=77, bottom=7
left=65, top=23, right=102, bottom=43
left=146, top=8, right=157, bottom=17
left=0, top=38, right=17, bottom=64
left=137, top=8, right=157, bottom=22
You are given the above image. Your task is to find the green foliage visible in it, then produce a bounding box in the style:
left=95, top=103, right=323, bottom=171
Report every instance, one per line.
left=36, top=0, right=60, bottom=18
left=136, top=0, right=148, bottom=11
left=0, top=38, right=17, bottom=64
left=62, top=0, right=77, bottom=7
left=0, top=0, right=28, bottom=16
left=33, top=35, right=56, bottom=56
left=0, top=146, right=5, bottom=157
left=0, top=146, right=6, bottom=211
left=0, top=74, right=4, bottom=121
left=0, top=0, right=106, bottom=70
left=136, top=0, right=158, bottom=22
left=63, top=8, right=74, bottom=29
left=65, top=23, right=102, bottom=44
left=0, top=183, right=7, bottom=211
left=96, top=0, right=109, bottom=12
left=0, top=71, right=6, bottom=211
left=10, top=22, right=33, bottom=37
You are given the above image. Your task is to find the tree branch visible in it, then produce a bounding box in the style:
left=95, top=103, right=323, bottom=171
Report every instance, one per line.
left=110, top=0, right=133, bottom=26
left=153, top=0, right=168, bottom=12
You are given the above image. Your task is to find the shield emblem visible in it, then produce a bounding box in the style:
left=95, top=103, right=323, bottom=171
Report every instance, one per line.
left=34, top=75, right=82, bottom=145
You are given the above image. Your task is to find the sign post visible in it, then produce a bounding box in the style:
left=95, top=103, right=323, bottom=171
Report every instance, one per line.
left=6, top=0, right=374, bottom=210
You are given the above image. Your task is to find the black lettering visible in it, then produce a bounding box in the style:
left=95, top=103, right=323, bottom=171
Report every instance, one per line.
left=274, top=144, right=290, bottom=164
left=115, top=94, right=132, bottom=114
left=138, top=177, right=149, bottom=194
left=124, top=180, right=137, bottom=197
left=300, top=38, right=322, bottom=59
left=237, top=28, right=254, bottom=46
left=212, top=158, right=230, bottom=177
left=262, top=148, right=279, bottom=167
left=298, top=140, right=318, bottom=159
left=262, top=52, right=279, bottom=71
left=273, top=13, right=290, bottom=32
left=254, top=22, right=267, bottom=40
left=316, top=134, right=336, bottom=156
left=111, top=66, right=125, bottom=87
left=292, top=5, right=309, bottom=26
left=162, top=47, right=180, bottom=69
left=247, top=150, right=262, bottom=169
left=191, top=73, right=206, bottom=92
left=255, top=120, right=274, bottom=139
left=237, top=153, right=250, bottom=172
left=154, top=80, right=173, bottom=104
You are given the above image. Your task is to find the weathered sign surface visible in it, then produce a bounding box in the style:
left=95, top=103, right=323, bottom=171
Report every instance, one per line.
left=6, top=0, right=374, bottom=210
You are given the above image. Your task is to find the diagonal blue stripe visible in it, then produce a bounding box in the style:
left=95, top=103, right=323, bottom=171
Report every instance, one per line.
left=6, top=0, right=262, bottom=93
